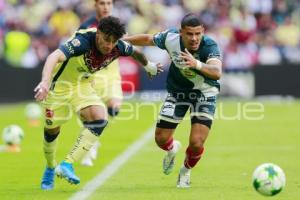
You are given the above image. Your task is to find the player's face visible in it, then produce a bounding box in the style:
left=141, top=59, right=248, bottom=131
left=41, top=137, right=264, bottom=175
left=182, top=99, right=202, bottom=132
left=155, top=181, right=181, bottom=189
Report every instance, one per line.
left=180, top=25, right=204, bottom=51
left=96, top=31, right=118, bottom=54
left=95, top=0, right=113, bottom=19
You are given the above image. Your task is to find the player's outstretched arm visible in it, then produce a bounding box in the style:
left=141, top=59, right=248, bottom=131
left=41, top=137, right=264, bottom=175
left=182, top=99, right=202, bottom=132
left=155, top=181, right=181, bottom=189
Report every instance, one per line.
left=123, top=34, right=155, bottom=46
left=130, top=47, right=163, bottom=79
left=34, top=49, right=66, bottom=101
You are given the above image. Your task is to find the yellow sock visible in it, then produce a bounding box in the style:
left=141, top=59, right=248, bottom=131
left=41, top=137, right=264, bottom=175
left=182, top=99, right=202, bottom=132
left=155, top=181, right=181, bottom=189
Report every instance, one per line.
left=65, top=128, right=98, bottom=163
left=43, top=139, right=57, bottom=168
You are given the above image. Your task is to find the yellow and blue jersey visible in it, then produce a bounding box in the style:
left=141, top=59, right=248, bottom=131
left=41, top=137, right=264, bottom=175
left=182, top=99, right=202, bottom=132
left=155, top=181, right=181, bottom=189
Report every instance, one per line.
left=78, top=16, right=123, bottom=102
left=43, top=28, right=133, bottom=127
left=50, top=28, right=133, bottom=91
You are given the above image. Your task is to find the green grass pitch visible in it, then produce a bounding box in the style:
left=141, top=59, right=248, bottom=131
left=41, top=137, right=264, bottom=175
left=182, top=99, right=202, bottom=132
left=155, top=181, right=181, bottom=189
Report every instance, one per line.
left=0, top=100, right=299, bottom=200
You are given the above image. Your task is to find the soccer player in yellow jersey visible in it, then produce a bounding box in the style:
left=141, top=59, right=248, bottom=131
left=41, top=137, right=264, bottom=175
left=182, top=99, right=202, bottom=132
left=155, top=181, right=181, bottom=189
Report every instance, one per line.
left=34, top=16, right=162, bottom=190
left=79, top=0, right=121, bottom=166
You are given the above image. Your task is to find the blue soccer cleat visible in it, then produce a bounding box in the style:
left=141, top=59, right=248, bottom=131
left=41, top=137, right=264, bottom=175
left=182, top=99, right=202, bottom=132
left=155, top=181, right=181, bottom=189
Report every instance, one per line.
left=41, top=167, right=55, bottom=190
left=55, top=161, right=80, bottom=184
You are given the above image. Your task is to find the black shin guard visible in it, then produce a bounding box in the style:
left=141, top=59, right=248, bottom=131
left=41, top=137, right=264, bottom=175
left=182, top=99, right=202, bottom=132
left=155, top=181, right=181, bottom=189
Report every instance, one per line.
left=107, top=107, right=120, bottom=117
left=44, top=129, right=60, bottom=142
left=83, top=120, right=108, bottom=136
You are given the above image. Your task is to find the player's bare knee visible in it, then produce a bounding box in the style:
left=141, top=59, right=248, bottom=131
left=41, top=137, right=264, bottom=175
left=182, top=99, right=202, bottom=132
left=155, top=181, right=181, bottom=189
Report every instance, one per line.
left=155, top=128, right=173, bottom=146
left=155, top=135, right=165, bottom=146
left=155, top=128, right=166, bottom=143
left=80, top=106, right=108, bottom=122
left=92, top=110, right=107, bottom=121
left=44, top=127, right=60, bottom=135
left=187, top=143, right=205, bottom=156
left=189, top=141, right=204, bottom=151
left=190, top=133, right=206, bottom=148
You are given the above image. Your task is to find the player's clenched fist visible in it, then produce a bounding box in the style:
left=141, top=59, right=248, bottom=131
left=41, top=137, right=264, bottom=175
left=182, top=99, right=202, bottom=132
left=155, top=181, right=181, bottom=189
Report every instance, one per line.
left=34, top=81, right=49, bottom=101
left=144, top=62, right=164, bottom=79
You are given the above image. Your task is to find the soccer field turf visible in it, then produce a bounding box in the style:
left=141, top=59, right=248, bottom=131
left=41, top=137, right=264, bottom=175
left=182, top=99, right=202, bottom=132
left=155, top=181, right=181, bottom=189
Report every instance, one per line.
left=0, top=100, right=299, bottom=200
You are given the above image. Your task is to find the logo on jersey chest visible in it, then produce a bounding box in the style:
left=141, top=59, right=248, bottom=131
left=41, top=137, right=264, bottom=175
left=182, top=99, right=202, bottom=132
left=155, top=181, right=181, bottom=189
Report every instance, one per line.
left=171, top=51, right=185, bottom=68
left=170, top=51, right=199, bottom=79
left=84, top=47, right=119, bottom=73
left=180, top=68, right=197, bottom=79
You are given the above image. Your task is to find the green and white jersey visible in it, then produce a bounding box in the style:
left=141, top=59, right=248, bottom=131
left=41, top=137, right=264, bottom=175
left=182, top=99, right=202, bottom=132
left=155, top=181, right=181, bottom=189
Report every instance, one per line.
left=153, top=28, right=222, bottom=96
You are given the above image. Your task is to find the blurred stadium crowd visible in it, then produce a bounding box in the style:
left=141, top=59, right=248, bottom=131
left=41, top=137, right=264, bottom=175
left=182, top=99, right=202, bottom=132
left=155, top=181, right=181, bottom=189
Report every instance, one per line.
left=0, top=0, right=300, bottom=70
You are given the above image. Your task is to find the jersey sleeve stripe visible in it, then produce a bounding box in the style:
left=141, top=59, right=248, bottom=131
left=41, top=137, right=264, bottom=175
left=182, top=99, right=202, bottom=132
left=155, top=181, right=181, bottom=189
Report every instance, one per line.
left=50, top=60, right=69, bottom=91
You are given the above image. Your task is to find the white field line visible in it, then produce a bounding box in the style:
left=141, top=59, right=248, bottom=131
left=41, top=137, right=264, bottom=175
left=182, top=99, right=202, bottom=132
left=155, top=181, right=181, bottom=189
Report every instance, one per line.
left=69, top=126, right=155, bottom=200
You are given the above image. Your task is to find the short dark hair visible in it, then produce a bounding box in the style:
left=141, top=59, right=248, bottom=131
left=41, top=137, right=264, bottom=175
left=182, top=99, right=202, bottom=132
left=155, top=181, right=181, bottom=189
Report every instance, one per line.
left=181, top=13, right=203, bottom=28
left=97, top=16, right=126, bottom=40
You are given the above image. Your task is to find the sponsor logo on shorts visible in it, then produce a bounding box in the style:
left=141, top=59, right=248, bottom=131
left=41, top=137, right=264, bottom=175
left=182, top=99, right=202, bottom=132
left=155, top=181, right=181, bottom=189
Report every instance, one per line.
left=161, top=102, right=175, bottom=117
left=46, top=119, right=53, bottom=126
left=45, top=109, right=54, bottom=118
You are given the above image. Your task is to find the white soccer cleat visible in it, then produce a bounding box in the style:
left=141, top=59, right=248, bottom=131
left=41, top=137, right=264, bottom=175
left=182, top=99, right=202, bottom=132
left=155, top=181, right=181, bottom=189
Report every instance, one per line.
left=177, top=166, right=191, bottom=188
left=163, top=140, right=181, bottom=175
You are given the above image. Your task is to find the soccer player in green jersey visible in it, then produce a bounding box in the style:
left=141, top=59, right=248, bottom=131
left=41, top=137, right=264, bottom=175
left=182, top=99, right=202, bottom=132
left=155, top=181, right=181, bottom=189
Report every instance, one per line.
left=34, top=16, right=162, bottom=190
left=125, top=13, right=222, bottom=188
